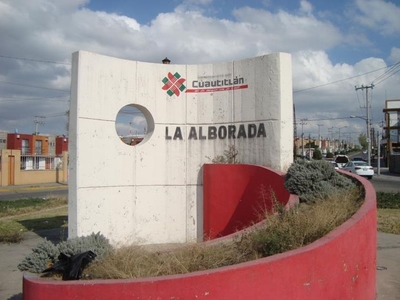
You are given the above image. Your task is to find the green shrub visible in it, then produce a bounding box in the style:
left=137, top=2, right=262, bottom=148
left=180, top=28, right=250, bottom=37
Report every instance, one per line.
left=18, top=232, right=112, bottom=274
left=326, top=152, right=334, bottom=158
left=313, top=149, right=322, bottom=160
left=284, top=160, right=355, bottom=203
left=17, top=238, right=59, bottom=273
left=377, top=192, right=400, bottom=209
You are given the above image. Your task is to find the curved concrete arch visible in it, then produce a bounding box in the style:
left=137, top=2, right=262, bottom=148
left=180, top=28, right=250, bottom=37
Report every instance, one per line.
left=69, top=52, right=293, bottom=245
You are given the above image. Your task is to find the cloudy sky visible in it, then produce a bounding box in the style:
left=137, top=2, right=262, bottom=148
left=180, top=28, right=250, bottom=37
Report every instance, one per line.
left=0, top=0, right=399, bottom=142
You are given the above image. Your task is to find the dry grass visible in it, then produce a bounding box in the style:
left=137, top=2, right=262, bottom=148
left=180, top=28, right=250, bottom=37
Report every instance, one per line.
left=0, top=197, right=67, bottom=218
left=378, top=209, right=400, bottom=234
left=85, top=188, right=362, bottom=280
left=86, top=243, right=245, bottom=279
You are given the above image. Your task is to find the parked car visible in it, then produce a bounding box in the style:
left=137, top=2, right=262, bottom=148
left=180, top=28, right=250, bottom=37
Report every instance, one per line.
left=334, top=155, right=349, bottom=168
left=352, top=157, right=365, bottom=162
left=341, top=161, right=374, bottom=179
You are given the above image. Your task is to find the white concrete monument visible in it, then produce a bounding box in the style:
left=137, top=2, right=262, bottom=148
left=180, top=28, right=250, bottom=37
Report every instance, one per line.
left=69, top=51, right=293, bottom=245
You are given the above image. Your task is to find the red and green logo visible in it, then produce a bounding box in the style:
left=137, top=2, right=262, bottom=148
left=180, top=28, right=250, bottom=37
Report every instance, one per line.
left=162, top=72, right=186, bottom=97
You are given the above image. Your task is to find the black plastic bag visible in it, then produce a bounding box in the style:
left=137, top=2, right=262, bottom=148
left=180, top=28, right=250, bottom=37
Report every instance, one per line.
left=43, top=251, right=97, bottom=280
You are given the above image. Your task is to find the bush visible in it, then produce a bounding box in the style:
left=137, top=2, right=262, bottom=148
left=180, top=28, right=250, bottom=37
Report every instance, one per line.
left=313, top=149, right=322, bottom=160
left=377, top=192, right=400, bottom=209
left=284, top=160, right=356, bottom=203
left=18, top=232, right=112, bottom=274
left=326, top=152, right=334, bottom=158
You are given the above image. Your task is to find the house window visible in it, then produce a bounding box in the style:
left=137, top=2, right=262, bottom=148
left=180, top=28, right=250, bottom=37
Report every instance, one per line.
left=35, top=140, right=42, bottom=155
left=22, top=139, right=29, bottom=155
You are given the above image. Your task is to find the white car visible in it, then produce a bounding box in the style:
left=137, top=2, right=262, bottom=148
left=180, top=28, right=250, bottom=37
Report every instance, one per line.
left=342, top=161, right=374, bottom=179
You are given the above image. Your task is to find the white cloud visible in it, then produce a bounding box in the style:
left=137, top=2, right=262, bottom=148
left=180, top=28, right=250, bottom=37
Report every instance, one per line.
left=354, top=0, right=400, bottom=36
left=389, top=47, right=400, bottom=63
left=0, top=0, right=399, bottom=138
left=299, top=0, right=313, bottom=15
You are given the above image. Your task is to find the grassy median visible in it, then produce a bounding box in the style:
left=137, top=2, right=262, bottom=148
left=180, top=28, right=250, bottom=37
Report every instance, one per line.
left=0, top=197, right=67, bottom=243
left=377, top=192, right=400, bottom=234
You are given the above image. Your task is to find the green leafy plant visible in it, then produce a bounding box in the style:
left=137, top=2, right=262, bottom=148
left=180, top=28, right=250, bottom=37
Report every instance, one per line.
left=326, top=152, right=334, bottom=158
left=312, top=149, right=322, bottom=160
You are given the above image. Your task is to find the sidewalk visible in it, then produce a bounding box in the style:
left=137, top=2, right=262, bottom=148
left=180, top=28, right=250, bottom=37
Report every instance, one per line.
left=0, top=230, right=399, bottom=300
left=374, top=167, right=400, bottom=178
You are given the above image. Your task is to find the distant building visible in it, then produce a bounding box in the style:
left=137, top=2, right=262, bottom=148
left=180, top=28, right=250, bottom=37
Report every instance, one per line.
left=382, top=99, right=400, bottom=173
left=0, top=131, right=7, bottom=151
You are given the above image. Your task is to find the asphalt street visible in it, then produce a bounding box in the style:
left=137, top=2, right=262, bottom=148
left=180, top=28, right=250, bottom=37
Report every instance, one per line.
left=0, top=184, right=67, bottom=201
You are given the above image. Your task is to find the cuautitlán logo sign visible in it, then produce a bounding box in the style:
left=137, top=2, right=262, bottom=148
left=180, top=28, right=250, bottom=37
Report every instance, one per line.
left=162, top=72, right=187, bottom=96
left=161, top=72, right=248, bottom=97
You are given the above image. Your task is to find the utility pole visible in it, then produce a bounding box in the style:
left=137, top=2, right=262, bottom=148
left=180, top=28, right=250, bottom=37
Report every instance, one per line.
left=377, top=130, right=381, bottom=175
left=355, top=84, right=374, bottom=166
left=338, top=126, right=347, bottom=152
left=33, top=116, right=45, bottom=135
left=328, top=127, right=335, bottom=153
left=317, top=124, right=324, bottom=149
left=300, top=119, right=307, bottom=159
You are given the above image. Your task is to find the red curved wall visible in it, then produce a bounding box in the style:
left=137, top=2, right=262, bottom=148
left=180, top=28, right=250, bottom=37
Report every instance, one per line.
left=23, top=166, right=376, bottom=300
left=203, top=164, right=298, bottom=239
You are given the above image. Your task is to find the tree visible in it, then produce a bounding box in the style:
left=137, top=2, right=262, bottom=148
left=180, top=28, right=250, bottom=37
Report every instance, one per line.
left=358, top=133, right=367, bottom=150
left=313, top=149, right=322, bottom=160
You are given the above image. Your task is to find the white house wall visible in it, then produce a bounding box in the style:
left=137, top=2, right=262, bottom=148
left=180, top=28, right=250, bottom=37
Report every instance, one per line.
left=69, top=51, right=293, bottom=245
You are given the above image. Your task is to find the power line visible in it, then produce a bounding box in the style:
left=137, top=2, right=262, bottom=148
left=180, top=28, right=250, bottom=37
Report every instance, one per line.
left=0, top=55, right=71, bottom=65
left=0, top=80, right=70, bottom=92
left=0, top=95, right=68, bottom=102
left=297, top=117, right=351, bottom=122
left=293, top=62, right=400, bottom=94
left=372, top=61, right=400, bottom=85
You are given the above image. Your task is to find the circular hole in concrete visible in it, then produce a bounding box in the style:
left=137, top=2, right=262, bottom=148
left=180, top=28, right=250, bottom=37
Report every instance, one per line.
left=115, top=104, right=154, bottom=146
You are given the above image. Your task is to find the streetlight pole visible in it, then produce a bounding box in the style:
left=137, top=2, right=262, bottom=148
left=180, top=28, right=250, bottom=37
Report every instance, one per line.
left=350, top=115, right=371, bottom=165
left=317, top=124, right=323, bottom=149
left=300, top=119, right=307, bottom=159
left=337, top=126, right=347, bottom=152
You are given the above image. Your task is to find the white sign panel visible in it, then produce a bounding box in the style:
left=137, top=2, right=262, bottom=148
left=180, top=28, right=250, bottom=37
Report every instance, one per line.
left=69, top=51, right=293, bottom=245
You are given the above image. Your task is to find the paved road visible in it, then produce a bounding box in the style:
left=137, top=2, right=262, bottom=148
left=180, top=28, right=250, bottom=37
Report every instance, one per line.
left=371, top=169, right=400, bottom=193
left=0, top=184, right=67, bottom=201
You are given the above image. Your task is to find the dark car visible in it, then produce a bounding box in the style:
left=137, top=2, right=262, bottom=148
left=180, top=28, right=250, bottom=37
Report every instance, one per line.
left=352, top=157, right=365, bottom=162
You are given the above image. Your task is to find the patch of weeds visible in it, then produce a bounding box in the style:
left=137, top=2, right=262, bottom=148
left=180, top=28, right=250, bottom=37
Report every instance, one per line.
left=235, top=188, right=362, bottom=258
left=0, top=223, right=24, bottom=243
left=376, top=192, right=400, bottom=209
left=206, top=144, right=240, bottom=164
left=378, top=209, right=400, bottom=234
left=0, top=197, right=67, bottom=218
